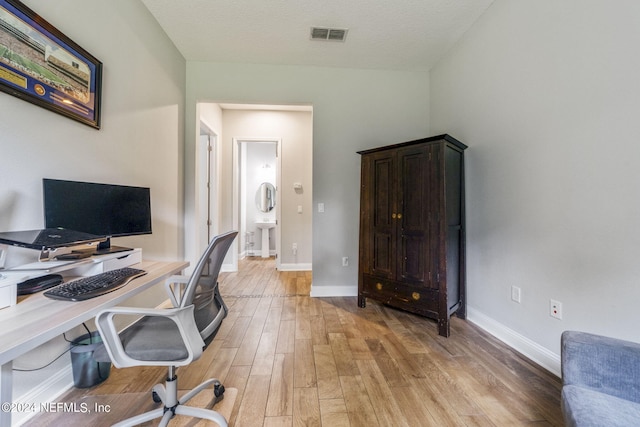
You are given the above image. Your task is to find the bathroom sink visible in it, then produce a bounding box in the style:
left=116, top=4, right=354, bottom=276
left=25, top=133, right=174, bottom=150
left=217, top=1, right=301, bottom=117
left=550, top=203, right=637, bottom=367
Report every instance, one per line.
left=255, top=220, right=275, bottom=258
left=255, top=220, right=276, bottom=229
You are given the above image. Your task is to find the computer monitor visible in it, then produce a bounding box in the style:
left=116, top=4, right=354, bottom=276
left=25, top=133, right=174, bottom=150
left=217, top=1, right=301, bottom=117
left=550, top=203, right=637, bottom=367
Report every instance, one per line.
left=43, top=178, right=152, bottom=254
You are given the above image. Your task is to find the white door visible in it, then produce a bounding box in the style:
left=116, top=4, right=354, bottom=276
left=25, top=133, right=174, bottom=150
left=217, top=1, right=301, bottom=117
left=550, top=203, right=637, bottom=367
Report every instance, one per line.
left=199, top=126, right=218, bottom=251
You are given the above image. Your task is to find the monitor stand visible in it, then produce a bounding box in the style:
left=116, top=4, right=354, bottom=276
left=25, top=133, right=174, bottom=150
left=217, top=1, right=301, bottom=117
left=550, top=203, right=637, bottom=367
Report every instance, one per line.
left=91, top=238, right=133, bottom=256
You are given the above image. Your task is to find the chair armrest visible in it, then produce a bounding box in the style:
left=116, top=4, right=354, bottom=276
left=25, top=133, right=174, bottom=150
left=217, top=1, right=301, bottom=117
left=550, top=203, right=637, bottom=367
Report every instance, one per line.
left=164, top=275, right=190, bottom=307
left=561, top=330, right=640, bottom=403
left=95, top=305, right=205, bottom=369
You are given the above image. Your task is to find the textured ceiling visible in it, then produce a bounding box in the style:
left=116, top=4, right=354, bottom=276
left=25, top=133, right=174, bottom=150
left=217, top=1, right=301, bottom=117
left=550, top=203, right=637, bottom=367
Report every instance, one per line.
left=140, top=0, right=494, bottom=71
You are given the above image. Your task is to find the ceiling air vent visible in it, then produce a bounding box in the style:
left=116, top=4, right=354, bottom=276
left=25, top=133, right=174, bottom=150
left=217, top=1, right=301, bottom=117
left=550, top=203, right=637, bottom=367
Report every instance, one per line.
left=310, top=27, right=348, bottom=42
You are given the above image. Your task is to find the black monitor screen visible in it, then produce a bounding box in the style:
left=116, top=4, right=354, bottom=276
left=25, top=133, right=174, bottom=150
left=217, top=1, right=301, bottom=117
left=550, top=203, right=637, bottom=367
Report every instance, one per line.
left=43, top=179, right=152, bottom=239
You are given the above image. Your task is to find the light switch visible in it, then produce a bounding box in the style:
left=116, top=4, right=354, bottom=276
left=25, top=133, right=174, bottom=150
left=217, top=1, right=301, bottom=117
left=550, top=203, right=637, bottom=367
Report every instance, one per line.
left=297, top=205, right=303, bottom=213
left=318, top=203, right=325, bottom=213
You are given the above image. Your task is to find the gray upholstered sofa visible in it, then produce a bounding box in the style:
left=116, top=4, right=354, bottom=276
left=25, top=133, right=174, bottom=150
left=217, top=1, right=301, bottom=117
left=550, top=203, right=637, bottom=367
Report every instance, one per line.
left=561, top=330, right=640, bottom=426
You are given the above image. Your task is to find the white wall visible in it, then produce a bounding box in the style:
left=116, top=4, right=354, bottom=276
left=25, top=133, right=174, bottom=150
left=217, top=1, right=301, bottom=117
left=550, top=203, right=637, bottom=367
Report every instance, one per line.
left=185, top=63, right=430, bottom=294
left=0, top=0, right=185, bottom=416
left=430, top=0, right=640, bottom=370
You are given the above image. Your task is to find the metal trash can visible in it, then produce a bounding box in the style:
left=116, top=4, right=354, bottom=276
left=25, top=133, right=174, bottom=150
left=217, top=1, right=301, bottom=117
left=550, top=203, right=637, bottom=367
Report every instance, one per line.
left=70, top=331, right=111, bottom=388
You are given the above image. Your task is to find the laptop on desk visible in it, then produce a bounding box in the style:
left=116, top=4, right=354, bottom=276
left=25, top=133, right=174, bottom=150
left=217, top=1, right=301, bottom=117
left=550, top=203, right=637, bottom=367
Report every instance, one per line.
left=0, top=228, right=105, bottom=251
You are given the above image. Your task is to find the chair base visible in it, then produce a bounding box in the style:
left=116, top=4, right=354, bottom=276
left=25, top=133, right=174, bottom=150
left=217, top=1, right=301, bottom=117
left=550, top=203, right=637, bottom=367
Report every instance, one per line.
left=113, top=368, right=228, bottom=427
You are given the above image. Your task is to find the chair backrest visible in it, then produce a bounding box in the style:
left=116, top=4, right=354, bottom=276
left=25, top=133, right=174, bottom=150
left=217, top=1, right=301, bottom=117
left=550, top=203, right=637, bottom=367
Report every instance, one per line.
left=180, top=231, right=237, bottom=344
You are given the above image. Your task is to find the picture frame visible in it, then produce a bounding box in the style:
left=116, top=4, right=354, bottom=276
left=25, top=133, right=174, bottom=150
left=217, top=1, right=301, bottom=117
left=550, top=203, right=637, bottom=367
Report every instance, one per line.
left=0, top=0, right=102, bottom=129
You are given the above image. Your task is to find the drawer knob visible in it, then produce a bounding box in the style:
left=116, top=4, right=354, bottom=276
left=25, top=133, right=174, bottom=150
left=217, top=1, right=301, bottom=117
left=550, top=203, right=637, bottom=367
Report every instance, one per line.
left=376, top=282, right=383, bottom=290
left=412, top=292, right=420, bottom=301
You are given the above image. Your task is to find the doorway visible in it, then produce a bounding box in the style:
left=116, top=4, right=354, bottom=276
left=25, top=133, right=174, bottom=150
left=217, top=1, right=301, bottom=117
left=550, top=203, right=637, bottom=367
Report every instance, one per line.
left=194, top=103, right=313, bottom=275
left=232, top=138, right=282, bottom=270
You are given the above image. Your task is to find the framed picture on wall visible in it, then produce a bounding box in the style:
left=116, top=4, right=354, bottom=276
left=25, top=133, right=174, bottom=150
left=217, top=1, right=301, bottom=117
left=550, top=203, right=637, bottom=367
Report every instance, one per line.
left=0, top=0, right=102, bottom=129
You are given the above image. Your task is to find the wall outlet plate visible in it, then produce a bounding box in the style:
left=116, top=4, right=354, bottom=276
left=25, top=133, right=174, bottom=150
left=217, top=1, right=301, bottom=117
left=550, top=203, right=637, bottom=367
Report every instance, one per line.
left=550, top=299, right=562, bottom=319
left=511, top=286, right=521, bottom=303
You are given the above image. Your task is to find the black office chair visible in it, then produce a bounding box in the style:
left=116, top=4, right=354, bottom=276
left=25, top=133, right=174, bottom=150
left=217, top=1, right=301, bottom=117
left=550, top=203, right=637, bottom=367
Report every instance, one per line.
left=95, top=231, right=237, bottom=427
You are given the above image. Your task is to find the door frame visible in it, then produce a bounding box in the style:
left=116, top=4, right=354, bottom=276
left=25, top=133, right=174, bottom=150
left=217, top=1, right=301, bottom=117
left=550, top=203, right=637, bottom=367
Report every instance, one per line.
left=198, top=121, right=219, bottom=252
left=232, top=137, right=282, bottom=270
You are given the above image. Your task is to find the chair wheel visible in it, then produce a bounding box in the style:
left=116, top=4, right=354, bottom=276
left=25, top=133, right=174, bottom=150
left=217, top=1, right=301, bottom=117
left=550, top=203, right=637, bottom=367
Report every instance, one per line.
left=214, top=382, right=225, bottom=398
left=152, top=391, right=162, bottom=403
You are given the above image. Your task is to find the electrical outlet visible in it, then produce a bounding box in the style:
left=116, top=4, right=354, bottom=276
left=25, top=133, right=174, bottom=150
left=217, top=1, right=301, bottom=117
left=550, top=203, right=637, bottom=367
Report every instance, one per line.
left=342, top=257, right=349, bottom=267
left=550, top=299, right=562, bottom=319
left=511, top=286, right=521, bottom=303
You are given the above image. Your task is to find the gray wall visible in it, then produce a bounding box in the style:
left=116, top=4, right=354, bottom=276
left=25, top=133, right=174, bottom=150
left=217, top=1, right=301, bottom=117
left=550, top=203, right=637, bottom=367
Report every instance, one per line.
left=186, top=63, right=431, bottom=294
left=0, top=0, right=186, bottom=413
left=1, top=0, right=185, bottom=261
left=430, top=0, right=640, bottom=371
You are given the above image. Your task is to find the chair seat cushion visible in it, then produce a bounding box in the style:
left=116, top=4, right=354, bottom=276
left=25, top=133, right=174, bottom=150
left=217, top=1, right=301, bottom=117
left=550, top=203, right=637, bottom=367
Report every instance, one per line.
left=121, top=315, right=190, bottom=361
left=95, top=315, right=189, bottom=362
left=562, top=385, right=640, bottom=427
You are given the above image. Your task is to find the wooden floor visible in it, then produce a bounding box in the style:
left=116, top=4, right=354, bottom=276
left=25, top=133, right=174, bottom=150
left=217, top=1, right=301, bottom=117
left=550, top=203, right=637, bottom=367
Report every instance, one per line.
left=27, top=257, right=563, bottom=426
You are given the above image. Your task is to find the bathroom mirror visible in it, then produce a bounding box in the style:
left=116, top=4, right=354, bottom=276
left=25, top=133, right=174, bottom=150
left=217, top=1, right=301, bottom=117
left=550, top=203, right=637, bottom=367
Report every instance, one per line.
left=256, top=182, right=276, bottom=212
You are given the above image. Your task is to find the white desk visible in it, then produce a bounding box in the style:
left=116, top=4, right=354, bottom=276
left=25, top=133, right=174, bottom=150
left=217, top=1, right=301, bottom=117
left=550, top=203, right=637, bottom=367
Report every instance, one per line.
left=0, top=259, right=188, bottom=426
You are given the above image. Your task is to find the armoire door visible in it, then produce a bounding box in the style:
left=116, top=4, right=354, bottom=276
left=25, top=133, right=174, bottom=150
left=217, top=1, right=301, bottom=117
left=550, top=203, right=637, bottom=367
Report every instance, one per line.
left=396, top=145, right=435, bottom=288
left=367, top=150, right=396, bottom=280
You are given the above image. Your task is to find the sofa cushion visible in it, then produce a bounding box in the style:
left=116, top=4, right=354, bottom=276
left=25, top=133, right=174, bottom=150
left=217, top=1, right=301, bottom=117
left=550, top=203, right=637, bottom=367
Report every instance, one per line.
left=562, top=385, right=640, bottom=427
left=562, top=331, right=640, bottom=403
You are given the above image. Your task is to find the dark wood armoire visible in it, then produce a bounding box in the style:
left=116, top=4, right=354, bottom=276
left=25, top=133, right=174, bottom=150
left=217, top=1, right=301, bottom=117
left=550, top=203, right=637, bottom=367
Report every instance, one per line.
left=357, top=134, right=467, bottom=337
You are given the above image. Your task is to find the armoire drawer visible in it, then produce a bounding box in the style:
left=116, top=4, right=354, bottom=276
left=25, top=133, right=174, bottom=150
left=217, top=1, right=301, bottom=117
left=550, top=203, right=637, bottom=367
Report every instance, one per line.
left=361, top=275, right=439, bottom=317
left=392, top=281, right=439, bottom=315
left=361, top=275, right=397, bottom=301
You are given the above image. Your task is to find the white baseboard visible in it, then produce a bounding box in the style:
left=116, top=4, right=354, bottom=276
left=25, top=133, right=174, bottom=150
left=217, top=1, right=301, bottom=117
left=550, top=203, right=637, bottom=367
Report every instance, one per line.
left=220, top=264, right=234, bottom=273
left=278, top=263, right=312, bottom=272
left=14, top=365, right=73, bottom=426
left=467, top=306, right=561, bottom=377
left=310, top=284, right=358, bottom=297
